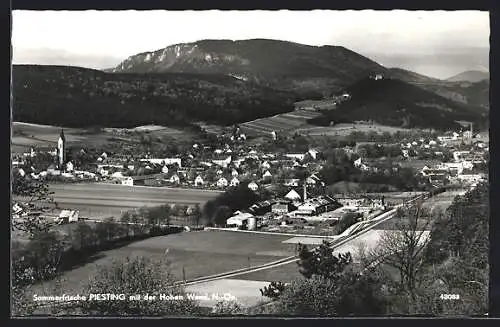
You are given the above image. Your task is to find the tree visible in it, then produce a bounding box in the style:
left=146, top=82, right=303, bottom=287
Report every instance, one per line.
left=296, top=243, right=315, bottom=279
left=212, top=300, right=242, bottom=315
left=12, top=174, right=58, bottom=239
left=190, top=204, right=202, bottom=227
left=260, top=281, right=287, bottom=300
left=69, top=222, right=98, bottom=251
left=297, top=242, right=353, bottom=280
left=81, top=256, right=203, bottom=316
left=213, top=205, right=232, bottom=227
left=370, top=204, right=432, bottom=301
left=336, top=212, right=361, bottom=234
left=146, top=205, right=171, bottom=226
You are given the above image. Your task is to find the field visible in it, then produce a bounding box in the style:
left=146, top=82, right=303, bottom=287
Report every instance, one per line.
left=27, top=230, right=296, bottom=296
left=46, top=183, right=222, bottom=218
left=239, top=110, right=321, bottom=136
left=295, top=123, right=411, bottom=137
left=420, top=189, right=466, bottom=211
left=373, top=189, right=466, bottom=230
left=11, top=122, right=198, bottom=153
left=299, top=123, right=413, bottom=137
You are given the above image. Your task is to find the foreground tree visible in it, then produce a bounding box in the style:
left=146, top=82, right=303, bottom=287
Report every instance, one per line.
left=264, top=242, right=388, bottom=316
left=11, top=176, right=68, bottom=316
left=12, top=173, right=58, bottom=238
left=370, top=204, right=432, bottom=299
left=81, top=256, right=203, bottom=316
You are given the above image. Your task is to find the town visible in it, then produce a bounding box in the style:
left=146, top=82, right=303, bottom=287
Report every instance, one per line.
left=12, top=119, right=488, bottom=231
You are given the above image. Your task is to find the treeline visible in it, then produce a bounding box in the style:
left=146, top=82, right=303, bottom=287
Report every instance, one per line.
left=12, top=65, right=295, bottom=128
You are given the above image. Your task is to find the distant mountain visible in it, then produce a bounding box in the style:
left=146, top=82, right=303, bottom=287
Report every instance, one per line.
left=110, top=39, right=393, bottom=97
left=387, top=68, right=489, bottom=111
left=446, top=70, right=489, bottom=83
left=416, top=79, right=490, bottom=112
left=386, top=68, right=443, bottom=83
left=12, top=64, right=295, bottom=128
left=308, top=77, right=487, bottom=131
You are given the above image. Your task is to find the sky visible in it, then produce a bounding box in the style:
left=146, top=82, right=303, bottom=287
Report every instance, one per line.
left=12, top=10, right=490, bottom=79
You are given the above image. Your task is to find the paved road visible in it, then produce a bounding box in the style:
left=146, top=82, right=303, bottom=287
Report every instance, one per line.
left=47, top=183, right=222, bottom=215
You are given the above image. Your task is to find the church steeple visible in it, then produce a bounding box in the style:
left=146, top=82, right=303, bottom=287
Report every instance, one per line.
left=59, top=129, right=66, bottom=142
left=57, top=129, right=66, bottom=168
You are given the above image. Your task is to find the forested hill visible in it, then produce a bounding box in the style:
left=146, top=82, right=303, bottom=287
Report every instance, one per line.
left=12, top=64, right=296, bottom=128
left=308, top=77, right=487, bottom=131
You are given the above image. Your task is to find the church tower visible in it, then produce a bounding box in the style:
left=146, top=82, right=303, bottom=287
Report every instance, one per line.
left=57, top=129, right=66, bottom=168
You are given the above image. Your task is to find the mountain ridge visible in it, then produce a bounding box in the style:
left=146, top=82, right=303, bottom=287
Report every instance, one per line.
left=446, top=70, right=489, bottom=83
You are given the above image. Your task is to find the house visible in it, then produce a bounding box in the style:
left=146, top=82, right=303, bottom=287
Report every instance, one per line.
left=122, top=173, right=169, bottom=186
left=194, top=175, right=204, bottom=186
left=308, top=149, right=320, bottom=160
left=457, top=173, right=484, bottom=184
left=122, top=177, right=134, bottom=186
left=230, top=177, right=240, bottom=187
left=336, top=197, right=365, bottom=208
left=168, top=173, right=181, bottom=184
left=226, top=211, right=255, bottom=228
left=262, top=170, right=273, bottom=180
left=99, top=168, right=109, bottom=176
left=57, top=210, right=79, bottom=223
left=111, top=171, right=124, bottom=179
left=216, top=177, right=229, bottom=188
left=212, top=156, right=232, bottom=168
left=248, top=200, right=273, bottom=215
left=453, top=151, right=471, bottom=162
left=285, top=189, right=302, bottom=202
left=247, top=181, right=259, bottom=191
left=428, top=173, right=449, bottom=186
left=285, top=153, right=306, bottom=161
left=306, top=174, right=323, bottom=186
left=17, top=168, right=26, bottom=177
left=272, top=200, right=295, bottom=214
left=284, top=178, right=300, bottom=187
left=66, top=161, right=74, bottom=172
left=261, top=161, right=271, bottom=170
left=293, top=196, right=340, bottom=217
left=140, top=158, right=182, bottom=167
left=353, top=158, right=370, bottom=171
left=232, top=159, right=244, bottom=169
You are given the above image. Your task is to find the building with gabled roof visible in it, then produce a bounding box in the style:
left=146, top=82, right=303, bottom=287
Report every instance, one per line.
left=230, top=176, right=240, bottom=187
left=247, top=181, right=259, bottom=191
left=285, top=189, right=302, bottom=201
